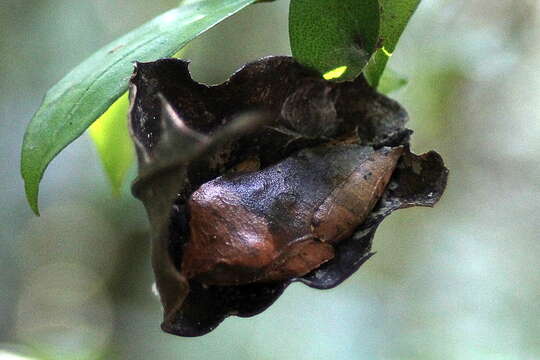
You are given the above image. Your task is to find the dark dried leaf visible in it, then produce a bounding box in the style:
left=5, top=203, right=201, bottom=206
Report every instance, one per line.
left=128, top=56, right=448, bottom=336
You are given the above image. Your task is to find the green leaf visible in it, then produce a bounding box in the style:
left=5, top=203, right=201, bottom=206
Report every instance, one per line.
left=289, top=0, right=381, bottom=82
left=364, top=0, right=421, bottom=88
left=21, top=0, right=259, bottom=215
left=377, top=68, right=408, bottom=94
left=88, top=92, right=133, bottom=196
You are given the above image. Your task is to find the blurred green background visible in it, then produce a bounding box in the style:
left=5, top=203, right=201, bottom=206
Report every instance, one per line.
left=1, top=0, right=539, bottom=359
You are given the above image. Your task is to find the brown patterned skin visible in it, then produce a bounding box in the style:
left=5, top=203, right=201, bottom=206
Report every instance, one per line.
left=180, top=144, right=403, bottom=285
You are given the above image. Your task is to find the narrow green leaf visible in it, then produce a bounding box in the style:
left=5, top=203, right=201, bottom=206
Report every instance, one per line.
left=377, top=68, right=408, bottom=94
left=89, top=93, right=133, bottom=196
left=289, top=0, right=380, bottom=82
left=21, top=0, right=258, bottom=215
left=364, top=0, right=421, bottom=88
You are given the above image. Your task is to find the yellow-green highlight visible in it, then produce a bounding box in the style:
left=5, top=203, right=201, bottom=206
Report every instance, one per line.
left=89, top=92, right=134, bottom=196
left=323, top=66, right=348, bottom=80
left=381, top=46, right=393, bottom=57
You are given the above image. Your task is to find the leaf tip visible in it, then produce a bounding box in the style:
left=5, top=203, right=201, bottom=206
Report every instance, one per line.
left=24, top=179, right=41, bottom=216
left=21, top=142, right=42, bottom=216
left=108, top=174, right=125, bottom=198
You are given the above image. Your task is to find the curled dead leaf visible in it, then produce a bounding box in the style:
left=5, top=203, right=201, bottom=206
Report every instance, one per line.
left=128, top=56, right=448, bottom=336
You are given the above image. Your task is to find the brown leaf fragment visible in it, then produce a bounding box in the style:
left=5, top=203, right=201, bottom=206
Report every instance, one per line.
left=312, top=146, right=404, bottom=244
left=300, top=148, right=449, bottom=290
left=180, top=144, right=403, bottom=285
